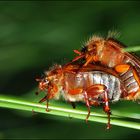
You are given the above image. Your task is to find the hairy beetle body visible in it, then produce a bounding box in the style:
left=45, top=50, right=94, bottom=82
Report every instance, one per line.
left=36, top=35, right=140, bottom=129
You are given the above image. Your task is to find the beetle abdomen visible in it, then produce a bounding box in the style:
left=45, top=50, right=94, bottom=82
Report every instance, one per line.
left=82, top=71, right=122, bottom=102
left=120, top=68, right=139, bottom=94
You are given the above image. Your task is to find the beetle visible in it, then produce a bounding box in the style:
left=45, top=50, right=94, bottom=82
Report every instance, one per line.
left=71, top=35, right=140, bottom=100
left=36, top=62, right=139, bottom=129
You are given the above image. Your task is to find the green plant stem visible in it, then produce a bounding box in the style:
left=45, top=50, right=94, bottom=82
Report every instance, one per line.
left=125, top=46, right=140, bottom=52
left=0, top=95, right=140, bottom=130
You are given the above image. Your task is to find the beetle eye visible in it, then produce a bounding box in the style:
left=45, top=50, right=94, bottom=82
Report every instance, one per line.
left=44, top=78, right=49, bottom=84
left=81, top=46, right=87, bottom=53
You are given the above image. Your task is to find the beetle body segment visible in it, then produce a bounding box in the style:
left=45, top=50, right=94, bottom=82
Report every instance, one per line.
left=63, top=71, right=122, bottom=103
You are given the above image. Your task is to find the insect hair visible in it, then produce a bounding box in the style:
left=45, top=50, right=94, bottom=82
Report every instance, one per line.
left=80, top=30, right=121, bottom=51
left=84, top=33, right=104, bottom=46
left=44, top=63, right=61, bottom=76
left=107, top=30, right=120, bottom=39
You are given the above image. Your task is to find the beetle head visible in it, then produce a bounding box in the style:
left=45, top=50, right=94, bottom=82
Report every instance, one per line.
left=83, top=36, right=104, bottom=54
left=36, top=65, right=64, bottom=100
left=81, top=36, right=105, bottom=64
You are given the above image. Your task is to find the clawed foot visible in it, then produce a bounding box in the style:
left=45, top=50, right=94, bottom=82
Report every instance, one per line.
left=46, top=108, right=51, bottom=112
left=106, top=123, right=111, bottom=130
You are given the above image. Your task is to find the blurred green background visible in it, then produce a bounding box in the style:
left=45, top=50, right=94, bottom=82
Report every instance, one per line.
left=0, top=1, right=140, bottom=139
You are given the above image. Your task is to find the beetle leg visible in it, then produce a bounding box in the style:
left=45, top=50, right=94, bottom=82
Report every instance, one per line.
left=86, top=84, right=111, bottom=129
left=39, top=95, right=47, bottom=103
left=103, top=90, right=111, bottom=129
left=67, top=100, right=76, bottom=109
left=39, top=96, right=50, bottom=112
left=83, top=91, right=91, bottom=123
left=72, top=54, right=85, bottom=62
left=73, top=49, right=82, bottom=55
left=86, top=84, right=106, bottom=96
left=83, top=56, right=93, bottom=67
left=84, top=84, right=107, bottom=123
left=70, top=102, right=76, bottom=109
left=89, top=100, right=100, bottom=106
left=45, top=100, right=49, bottom=112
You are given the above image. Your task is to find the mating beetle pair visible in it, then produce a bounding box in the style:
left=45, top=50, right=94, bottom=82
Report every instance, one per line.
left=36, top=35, right=140, bottom=129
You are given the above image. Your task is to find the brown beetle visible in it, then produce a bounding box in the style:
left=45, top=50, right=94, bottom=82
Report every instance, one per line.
left=72, top=35, right=140, bottom=101
left=36, top=35, right=140, bottom=129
